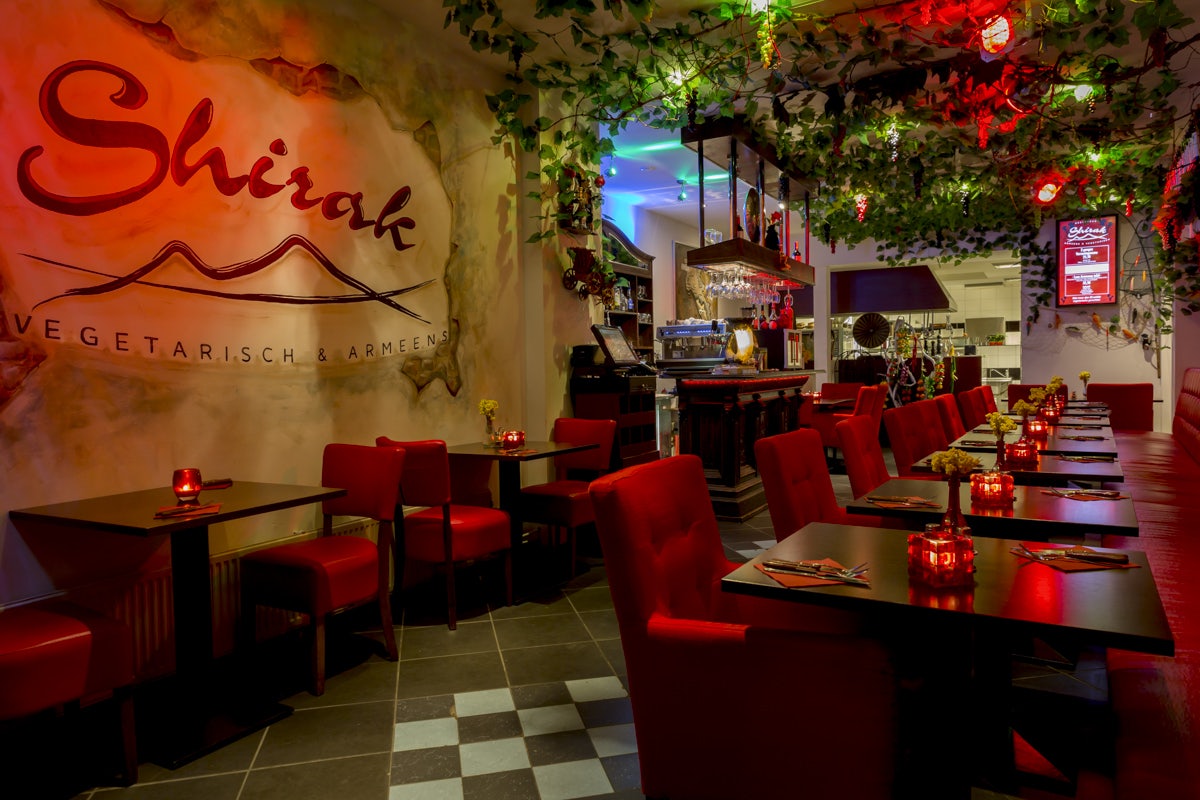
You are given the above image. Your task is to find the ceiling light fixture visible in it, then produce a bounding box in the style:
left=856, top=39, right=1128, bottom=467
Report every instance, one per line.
left=980, top=14, right=1013, bottom=60
left=1035, top=179, right=1063, bottom=204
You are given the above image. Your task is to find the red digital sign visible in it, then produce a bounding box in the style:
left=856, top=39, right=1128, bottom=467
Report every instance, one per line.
left=1057, top=216, right=1117, bottom=306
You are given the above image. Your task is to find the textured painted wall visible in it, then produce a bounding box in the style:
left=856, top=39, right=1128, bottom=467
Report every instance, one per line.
left=0, top=0, right=531, bottom=603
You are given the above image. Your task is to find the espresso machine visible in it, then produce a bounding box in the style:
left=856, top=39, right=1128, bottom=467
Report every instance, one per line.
left=655, top=320, right=729, bottom=376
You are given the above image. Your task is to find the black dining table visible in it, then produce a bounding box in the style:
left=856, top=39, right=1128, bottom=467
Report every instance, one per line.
left=845, top=477, right=1139, bottom=537
left=949, top=428, right=1118, bottom=456
left=910, top=450, right=1124, bottom=486
left=9, top=480, right=344, bottom=768
left=722, top=522, right=1173, bottom=797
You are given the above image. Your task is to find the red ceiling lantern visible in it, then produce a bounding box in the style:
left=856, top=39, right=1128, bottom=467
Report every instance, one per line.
left=980, top=14, right=1013, bottom=58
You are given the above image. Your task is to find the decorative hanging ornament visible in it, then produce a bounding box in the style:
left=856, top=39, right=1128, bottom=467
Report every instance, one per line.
left=959, top=187, right=970, bottom=217
left=980, top=14, right=1013, bottom=59
left=1034, top=176, right=1063, bottom=204
left=855, top=193, right=869, bottom=222
left=887, top=124, right=900, bottom=162
left=1126, top=192, right=1135, bottom=217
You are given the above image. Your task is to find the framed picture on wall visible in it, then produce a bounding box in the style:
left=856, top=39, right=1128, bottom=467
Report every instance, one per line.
left=1057, top=216, right=1118, bottom=307
left=674, top=241, right=716, bottom=320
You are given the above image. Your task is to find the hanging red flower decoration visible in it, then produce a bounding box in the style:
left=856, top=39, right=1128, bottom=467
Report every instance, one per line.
left=855, top=193, right=869, bottom=222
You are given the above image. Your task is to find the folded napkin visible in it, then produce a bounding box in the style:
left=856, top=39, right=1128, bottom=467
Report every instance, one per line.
left=1040, top=491, right=1129, bottom=501
left=155, top=502, right=221, bottom=520
left=1055, top=455, right=1115, bottom=463
left=1060, top=435, right=1105, bottom=441
left=867, top=496, right=941, bottom=509
left=1012, top=542, right=1138, bottom=572
left=755, top=558, right=864, bottom=588
left=959, top=438, right=996, bottom=447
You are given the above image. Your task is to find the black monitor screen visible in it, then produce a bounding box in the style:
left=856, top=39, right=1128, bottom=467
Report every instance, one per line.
left=590, top=324, right=641, bottom=368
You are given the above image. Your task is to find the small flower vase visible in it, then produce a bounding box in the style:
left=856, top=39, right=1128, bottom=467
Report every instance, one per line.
left=1021, top=413, right=1032, bottom=439
left=942, top=474, right=968, bottom=531
left=994, top=434, right=1007, bottom=468
left=1082, top=379, right=1088, bottom=400
left=485, top=416, right=501, bottom=446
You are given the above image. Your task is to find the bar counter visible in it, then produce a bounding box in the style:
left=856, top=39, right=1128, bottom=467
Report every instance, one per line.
left=675, top=370, right=817, bottom=520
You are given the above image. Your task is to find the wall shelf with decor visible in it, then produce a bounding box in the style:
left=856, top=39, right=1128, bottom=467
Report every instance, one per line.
left=602, top=220, right=654, bottom=358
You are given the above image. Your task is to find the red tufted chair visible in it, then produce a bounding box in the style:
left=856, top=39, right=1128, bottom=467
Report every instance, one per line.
left=519, top=417, right=616, bottom=576
left=588, top=455, right=898, bottom=800
left=1086, top=382, right=1154, bottom=431
left=885, top=400, right=951, bottom=477
left=755, top=428, right=901, bottom=539
left=836, top=414, right=937, bottom=498
left=811, top=384, right=878, bottom=451
left=956, top=387, right=988, bottom=431
left=934, top=393, right=967, bottom=441
left=376, top=438, right=512, bottom=630
left=0, top=603, right=137, bottom=785
left=979, top=384, right=999, bottom=414
left=240, top=443, right=404, bottom=695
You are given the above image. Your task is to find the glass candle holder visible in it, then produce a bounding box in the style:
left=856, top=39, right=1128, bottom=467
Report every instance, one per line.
left=172, top=468, right=203, bottom=503
left=970, top=470, right=1015, bottom=506
left=1006, top=438, right=1038, bottom=466
left=1026, top=418, right=1049, bottom=438
left=907, top=523, right=975, bottom=587
left=500, top=429, right=526, bottom=450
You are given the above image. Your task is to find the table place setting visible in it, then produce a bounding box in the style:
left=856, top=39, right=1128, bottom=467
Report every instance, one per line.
left=958, top=438, right=997, bottom=447
left=1059, top=434, right=1106, bottom=441
left=1055, top=454, right=1116, bottom=463
left=1011, top=542, right=1138, bottom=571
left=754, top=558, right=870, bottom=588
left=154, top=503, right=222, bottom=520
left=1041, top=488, right=1129, bottom=501
left=865, top=494, right=942, bottom=509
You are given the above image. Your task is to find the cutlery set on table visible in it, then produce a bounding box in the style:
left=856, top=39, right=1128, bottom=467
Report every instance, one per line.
left=758, top=559, right=871, bottom=587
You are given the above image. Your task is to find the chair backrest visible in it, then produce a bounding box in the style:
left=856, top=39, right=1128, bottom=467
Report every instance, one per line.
left=956, top=388, right=987, bottom=431
left=850, top=384, right=876, bottom=416
left=1087, top=382, right=1154, bottom=431
left=551, top=417, right=617, bottom=477
left=934, top=393, right=967, bottom=440
left=884, top=400, right=947, bottom=476
left=321, top=443, right=405, bottom=522
left=375, top=437, right=450, bottom=507
left=589, top=455, right=733, bottom=628
left=820, top=382, right=864, bottom=402
left=836, top=414, right=891, bottom=498
left=979, top=384, right=999, bottom=413
left=1174, top=368, right=1200, bottom=464
left=869, top=381, right=888, bottom=428
left=754, top=428, right=843, bottom=541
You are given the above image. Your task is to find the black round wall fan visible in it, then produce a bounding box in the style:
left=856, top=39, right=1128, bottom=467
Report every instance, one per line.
left=852, top=312, right=891, bottom=349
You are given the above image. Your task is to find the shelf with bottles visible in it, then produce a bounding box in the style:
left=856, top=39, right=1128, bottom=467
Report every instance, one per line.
left=602, top=220, right=654, bottom=353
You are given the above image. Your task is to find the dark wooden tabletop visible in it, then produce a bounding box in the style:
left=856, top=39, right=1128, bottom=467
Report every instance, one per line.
left=845, top=478, right=1139, bottom=537
left=447, top=441, right=598, bottom=462
left=950, top=428, right=1118, bottom=456
left=8, top=481, right=345, bottom=536
left=910, top=450, right=1124, bottom=486
left=721, top=522, right=1173, bottom=656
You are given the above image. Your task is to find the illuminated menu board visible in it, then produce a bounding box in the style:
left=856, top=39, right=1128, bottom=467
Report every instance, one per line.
left=1057, top=216, right=1118, bottom=306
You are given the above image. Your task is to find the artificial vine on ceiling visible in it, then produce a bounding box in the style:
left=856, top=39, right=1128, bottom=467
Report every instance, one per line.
left=444, top=0, right=1200, bottom=329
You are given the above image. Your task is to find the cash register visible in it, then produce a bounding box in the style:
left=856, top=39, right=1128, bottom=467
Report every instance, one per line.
left=569, top=324, right=659, bottom=469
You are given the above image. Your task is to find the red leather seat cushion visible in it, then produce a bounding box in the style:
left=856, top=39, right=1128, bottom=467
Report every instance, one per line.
left=244, top=536, right=378, bottom=615
left=405, top=506, right=509, bottom=563
left=520, top=480, right=592, bottom=528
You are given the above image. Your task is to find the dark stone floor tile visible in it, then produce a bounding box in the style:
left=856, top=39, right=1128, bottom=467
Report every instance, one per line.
left=287, top=660, right=399, bottom=710
left=490, top=590, right=574, bottom=619
left=511, top=682, right=572, bottom=709
left=525, top=729, right=598, bottom=766
left=396, top=651, right=508, bottom=700
left=458, top=710, right=523, bottom=743
left=577, top=697, right=634, bottom=728
left=396, top=693, right=455, bottom=722
left=462, top=767, right=540, bottom=799
left=241, top=753, right=390, bottom=800
left=391, top=744, right=461, bottom=785
left=503, top=642, right=615, bottom=685
left=601, top=752, right=643, bottom=792
left=494, top=613, right=591, bottom=649
left=597, top=638, right=627, bottom=677
left=98, top=772, right=246, bottom=799
left=135, top=728, right=263, bottom=783
left=565, top=586, right=614, bottom=612
left=578, top=609, right=620, bottom=640
left=401, top=620, right=498, bottom=660
left=254, top=701, right=395, bottom=767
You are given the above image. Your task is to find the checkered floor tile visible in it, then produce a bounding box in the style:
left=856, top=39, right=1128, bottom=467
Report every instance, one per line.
left=389, top=678, right=638, bottom=800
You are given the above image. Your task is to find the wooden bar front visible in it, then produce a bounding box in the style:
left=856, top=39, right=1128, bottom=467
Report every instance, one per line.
left=675, top=372, right=814, bottom=520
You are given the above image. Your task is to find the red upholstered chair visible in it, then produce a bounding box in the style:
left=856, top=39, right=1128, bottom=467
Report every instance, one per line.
left=811, top=383, right=877, bottom=450
left=0, top=604, right=137, bottom=785
left=240, top=443, right=404, bottom=695
left=820, top=381, right=864, bottom=402
left=979, top=384, right=999, bottom=413
left=956, top=387, right=988, bottom=431
left=519, top=417, right=616, bottom=576
left=755, top=427, right=902, bottom=539
left=1086, top=382, right=1154, bottom=431
left=836, top=414, right=937, bottom=498
left=934, top=392, right=967, bottom=441
left=588, top=455, right=898, bottom=800
left=869, top=379, right=889, bottom=429
left=376, top=437, right=511, bottom=630
left=885, top=400, right=950, bottom=477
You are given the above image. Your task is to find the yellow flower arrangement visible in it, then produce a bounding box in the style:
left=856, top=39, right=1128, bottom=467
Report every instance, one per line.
left=1011, top=399, right=1039, bottom=418
left=1078, top=370, right=1091, bottom=383
left=1047, top=375, right=1064, bottom=393
left=478, top=399, right=499, bottom=420
left=1027, top=387, right=1047, bottom=406
left=986, top=411, right=1017, bottom=437
left=929, top=448, right=981, bottom=478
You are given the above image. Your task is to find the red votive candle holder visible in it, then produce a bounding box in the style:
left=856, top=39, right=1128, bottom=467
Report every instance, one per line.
left=500, top=429, right=526, bottom=450
left=1026, top=419, right=1049, bottom=437
left=1006, top=439, right=1038, bottom=466
left=970, top=470, right=1014, bottom=506
left=1040, top=406, right=1061, bottom=423
left=172, top=468, right=203, bottom=503
left=907, top=524, right=975, bottom=587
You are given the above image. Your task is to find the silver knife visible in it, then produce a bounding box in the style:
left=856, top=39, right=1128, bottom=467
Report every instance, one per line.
left=760, top=564, right=870, bottom=586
